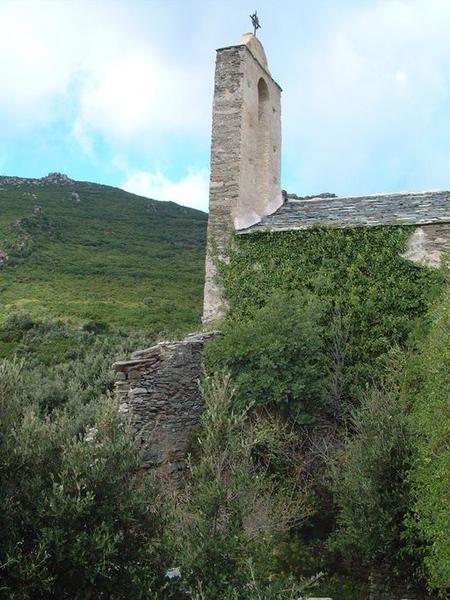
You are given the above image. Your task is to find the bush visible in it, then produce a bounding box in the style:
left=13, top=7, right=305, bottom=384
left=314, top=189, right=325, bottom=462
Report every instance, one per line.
left=206, top=291, right=327, bottom=421
left=82, top=320, right=110, bottom=334
left=330, top=372, right=413, bottom=587
left=0, top=313, right=36, bottom=340
left=404, top=286, right=450, bottom=596
left=0, top=359, right=166, bottom=598
left=218, top=227, right=445, bottom=398
left=165, top=374, right=315, bottom=598
left=0, top=318, right=157, bottom=411
left=1, top=313, right=36, bottom=331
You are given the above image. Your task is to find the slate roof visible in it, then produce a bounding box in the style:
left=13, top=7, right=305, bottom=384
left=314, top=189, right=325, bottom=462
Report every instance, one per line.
left=237, top=190, right=450, bottom=234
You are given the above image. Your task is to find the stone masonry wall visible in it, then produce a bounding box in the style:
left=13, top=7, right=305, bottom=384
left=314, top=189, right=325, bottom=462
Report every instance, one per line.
left=203, top=45, right=244, bottom=324
left=238, top=36, right=282, bottom=229
left=113, top=331, right=218, bottom=475
left=402, top=223, right=450, bottom=268
left=203, top=36, right=282, bottom=324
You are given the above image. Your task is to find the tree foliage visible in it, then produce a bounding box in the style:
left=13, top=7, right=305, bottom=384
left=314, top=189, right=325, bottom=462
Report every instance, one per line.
left=0, top=359, right=165, bottom=599
left=218, top=227, right=444, bottom=397
left=404, top=286, right=450, bottom=595
left=165, top=374, right=316, bottom=598
left=206, top=292, right=327, bottom=419
left=330, top=376, right=412, bottom=577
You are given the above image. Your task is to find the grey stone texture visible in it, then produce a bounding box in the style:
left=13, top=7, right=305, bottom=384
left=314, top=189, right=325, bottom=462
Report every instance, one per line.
left=238, top=190, right=450, bottom=233
left=203, top=34, right=282, bottom=324
left=113, top=331, right=219, bottom=475
left=401, top=223, right=450, bottom=267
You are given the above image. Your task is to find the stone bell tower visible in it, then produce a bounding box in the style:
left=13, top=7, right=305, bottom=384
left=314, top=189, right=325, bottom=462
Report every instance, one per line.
left=203, top=33, right=282, bottom=323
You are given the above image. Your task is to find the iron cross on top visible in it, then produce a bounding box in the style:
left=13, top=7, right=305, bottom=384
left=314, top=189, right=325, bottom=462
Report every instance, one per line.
left=250, top=11, right=261, bottom=36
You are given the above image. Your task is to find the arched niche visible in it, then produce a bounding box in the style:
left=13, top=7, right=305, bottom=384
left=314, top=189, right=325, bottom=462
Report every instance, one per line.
left=258, top=77, right=270, bottom=120
left=256, top=78, right=271, bottom=204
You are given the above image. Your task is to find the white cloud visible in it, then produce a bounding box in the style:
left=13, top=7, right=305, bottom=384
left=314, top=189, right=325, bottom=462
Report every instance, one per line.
left=0, top=1, right=210, bottom=144
left=0, top=2, right=78, bottom=125
left=283, top=0, right=450, bottom=194
left=73, top=51, right=208, bottom=147
left=122, top=168, right=209, bottom=212
left=3, top=0, right=450, bottom=197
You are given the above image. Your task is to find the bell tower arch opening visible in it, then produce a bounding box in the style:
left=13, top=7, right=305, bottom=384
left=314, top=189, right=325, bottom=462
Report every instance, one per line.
left=258, top=77, right=269, bottom=120
left=256, top=77, right=271, bottom=210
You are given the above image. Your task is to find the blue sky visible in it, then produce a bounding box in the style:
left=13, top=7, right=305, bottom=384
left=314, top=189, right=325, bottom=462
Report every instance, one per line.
left=2, top=0, right=450, bottom=212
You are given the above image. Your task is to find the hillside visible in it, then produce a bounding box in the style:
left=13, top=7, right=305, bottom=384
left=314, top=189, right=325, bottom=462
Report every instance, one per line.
left=0, top=173, right=207, bottom=339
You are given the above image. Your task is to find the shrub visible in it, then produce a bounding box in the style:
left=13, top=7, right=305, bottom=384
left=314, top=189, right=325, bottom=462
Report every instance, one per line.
left=218, top=227, right=445, bottom=398
left=330, top=373, right=413, bottom=586
left=165, top=374, right=315, bottom=598
left=404, top=286, right=450, bottom=596
left=1, top=312, right=35, bottom=332
left=0, top=318, right=157, bottom=412
left=0, top=359, right=166, bottom=598
left=206, top=291, right=327, bottom=420
left=82, top=320, right=110, bottom=334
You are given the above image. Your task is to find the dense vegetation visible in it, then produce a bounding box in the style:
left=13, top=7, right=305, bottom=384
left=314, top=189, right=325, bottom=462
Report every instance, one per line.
left=165, top=374, right=318, bottom=599
left=207, top=291, right=327, bottom=420
left=213, top=227, right=444, bottom=399
left=0, top=359, right=166, bottom=599
left=1, top=179, right=448, bottom=598
left=331, top=371, right=414, bottom=591
left=0, top=361, right=320, bottom=599
left=404, top=288, right=450, bottom=594
left=205, top=227, right=449, bottom=598
left=0, top=177, right=206, bottom=340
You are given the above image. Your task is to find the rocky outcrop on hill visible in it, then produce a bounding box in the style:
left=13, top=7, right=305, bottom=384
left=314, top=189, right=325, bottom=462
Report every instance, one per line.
left=0, top=172, right=74, bottom=187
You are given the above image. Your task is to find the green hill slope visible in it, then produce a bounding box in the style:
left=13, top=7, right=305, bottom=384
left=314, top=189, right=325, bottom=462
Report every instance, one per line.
left=0, top=173, right=207, bottom=335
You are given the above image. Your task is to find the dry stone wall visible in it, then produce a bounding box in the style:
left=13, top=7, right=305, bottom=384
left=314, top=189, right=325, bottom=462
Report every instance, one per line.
left=113, top=331, right=219, bottom=476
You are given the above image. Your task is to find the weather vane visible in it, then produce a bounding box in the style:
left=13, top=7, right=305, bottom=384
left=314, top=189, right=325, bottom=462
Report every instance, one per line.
left=250, top=11, right=261, bottom=36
